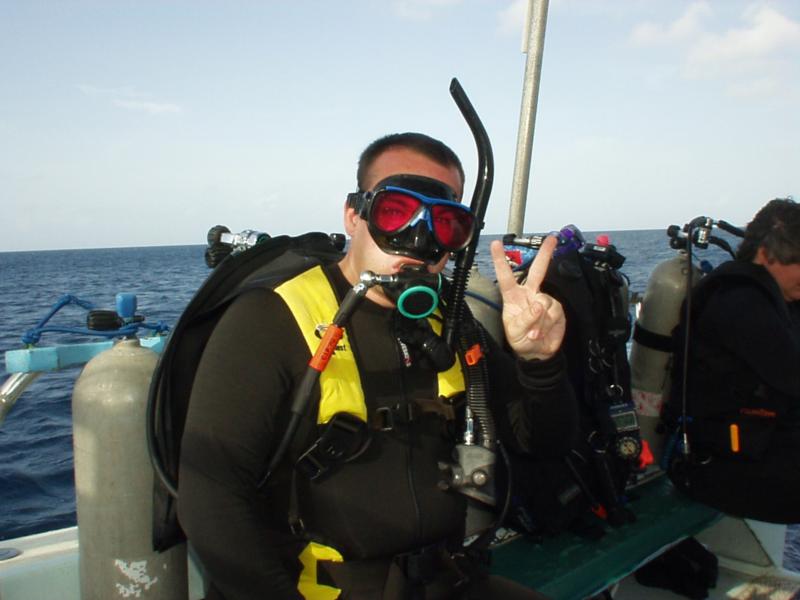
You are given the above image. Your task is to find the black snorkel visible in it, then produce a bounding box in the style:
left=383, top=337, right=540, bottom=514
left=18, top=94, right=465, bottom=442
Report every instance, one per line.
left=435, top=80, right=512, bottom=552
left=443, top=78, right=494, bottom=349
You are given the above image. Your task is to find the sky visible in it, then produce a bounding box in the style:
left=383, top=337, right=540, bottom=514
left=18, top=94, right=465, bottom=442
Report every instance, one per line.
left=1, top=0, right=798, bottom=252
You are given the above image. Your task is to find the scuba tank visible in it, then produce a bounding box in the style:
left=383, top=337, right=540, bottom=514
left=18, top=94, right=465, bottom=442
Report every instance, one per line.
left=630, top=217, right=743, bottom=470
left=73, top=296, right=187, bottom=599
left=464, top=265, right=502, bottom=345
left=630, top=253, right=701, bottom=470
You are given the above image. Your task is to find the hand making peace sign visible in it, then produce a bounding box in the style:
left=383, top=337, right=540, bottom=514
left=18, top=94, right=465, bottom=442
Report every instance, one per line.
left=490, top=236, right=566, bottom=361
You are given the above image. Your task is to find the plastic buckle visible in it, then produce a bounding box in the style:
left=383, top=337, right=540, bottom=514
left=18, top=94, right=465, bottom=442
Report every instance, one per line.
left=296, top=443, right=329, bottom=481
left=295, top=413, right=369, bottom=482
left=375, top=406, right=395, bottom=432
left=464, top=343, right=483, bottom=366
left=289, top=517, right=307, bottom=537
left=395, top=544, right=441, bottom=584
left=374, top=403, right=419, bottom=431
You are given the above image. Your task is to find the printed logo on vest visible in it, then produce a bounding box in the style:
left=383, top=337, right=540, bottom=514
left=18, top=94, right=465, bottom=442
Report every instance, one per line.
left=314, top=323, right=347, bottom=352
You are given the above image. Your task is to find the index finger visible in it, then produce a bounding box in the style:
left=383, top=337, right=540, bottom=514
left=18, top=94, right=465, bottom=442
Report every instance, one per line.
left=490, top=239, right=518, bottom=295
left=525, top=235, right=557, bottom=292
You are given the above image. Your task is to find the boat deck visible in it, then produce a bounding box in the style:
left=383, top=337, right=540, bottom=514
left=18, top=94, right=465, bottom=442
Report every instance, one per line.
left=4, top=474, right=799, bottom=599
left=491, top=475, right=721, bottom=599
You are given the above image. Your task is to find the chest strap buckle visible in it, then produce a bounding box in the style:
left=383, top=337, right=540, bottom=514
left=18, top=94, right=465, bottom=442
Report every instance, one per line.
left=372, top=403, right=420, bottom=432
left=295, top=412, right=370, bottom=482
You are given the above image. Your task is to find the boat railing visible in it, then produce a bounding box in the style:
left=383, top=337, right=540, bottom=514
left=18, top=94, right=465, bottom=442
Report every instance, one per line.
left=1, top=335, right=167, bottom=426
left=1, top=290, right=169, bottom=426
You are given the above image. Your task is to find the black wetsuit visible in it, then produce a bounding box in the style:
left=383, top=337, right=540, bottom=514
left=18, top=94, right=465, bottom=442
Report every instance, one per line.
left=178, top=264, right=578, bottom=599
left=668, top=261, right=800, bottom=523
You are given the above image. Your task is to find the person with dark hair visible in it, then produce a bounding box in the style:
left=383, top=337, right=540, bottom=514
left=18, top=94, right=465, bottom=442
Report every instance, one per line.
left=177, top=132, right=577, bottom=599
left=667, top=198, right=800, bottom=523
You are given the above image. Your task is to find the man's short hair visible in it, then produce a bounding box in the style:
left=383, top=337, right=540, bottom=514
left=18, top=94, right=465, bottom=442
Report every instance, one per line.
left=356, top=132, right=465, bottom=193
left=737, top=198, right=800, bottom=264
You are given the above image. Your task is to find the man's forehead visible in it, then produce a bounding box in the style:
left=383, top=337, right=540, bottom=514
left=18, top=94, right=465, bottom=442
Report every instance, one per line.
left=373, top=174, right=458, bottom=201
left=365, top=147, right=463, bottom=196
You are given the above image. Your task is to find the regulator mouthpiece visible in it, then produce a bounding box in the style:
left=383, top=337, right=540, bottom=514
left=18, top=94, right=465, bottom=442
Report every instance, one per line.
left=382, top=265, right=441, bottom=319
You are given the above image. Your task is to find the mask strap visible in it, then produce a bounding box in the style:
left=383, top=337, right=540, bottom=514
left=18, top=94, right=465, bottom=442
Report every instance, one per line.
left=346, top=191, right=368, bottom=215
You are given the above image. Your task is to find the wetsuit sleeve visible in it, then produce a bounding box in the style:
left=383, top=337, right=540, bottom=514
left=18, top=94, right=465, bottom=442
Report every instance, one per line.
left=485, top=329, right=579, bottom=457
left=178, top=288, right=308, bottom=600
left=699, top=286, right=800, bottom=398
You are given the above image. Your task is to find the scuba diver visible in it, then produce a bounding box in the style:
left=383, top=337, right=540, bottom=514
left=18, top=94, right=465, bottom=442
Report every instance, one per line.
left=666, top=198, right=800, bottom=523
left=176, top=132, right=578, bottom=599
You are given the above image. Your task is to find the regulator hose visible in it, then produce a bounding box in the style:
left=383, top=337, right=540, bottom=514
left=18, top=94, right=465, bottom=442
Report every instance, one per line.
left=146, top=379, right=179, bottom=497
left=716, top=219, right=745, bottom=238
left=678, top=218, right=704, bottom=458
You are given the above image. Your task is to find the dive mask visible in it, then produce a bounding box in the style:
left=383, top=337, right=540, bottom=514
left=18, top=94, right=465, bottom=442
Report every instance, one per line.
left=347, top=174, right=475, bottom=264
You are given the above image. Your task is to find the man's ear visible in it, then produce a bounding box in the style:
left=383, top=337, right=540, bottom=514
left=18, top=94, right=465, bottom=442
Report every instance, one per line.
left=344, top=203, right=359, bottom=236
left=754, top=246, right=773, bottom=265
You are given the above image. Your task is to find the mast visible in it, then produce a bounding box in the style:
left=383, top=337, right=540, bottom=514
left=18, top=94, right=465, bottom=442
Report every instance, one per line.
left=507, top=0, right=549, bottom=236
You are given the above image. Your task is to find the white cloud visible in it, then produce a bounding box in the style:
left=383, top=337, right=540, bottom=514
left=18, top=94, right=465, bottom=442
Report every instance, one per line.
left=77, top=83, right=182, bottom=115
left=726, top=76, right=779, bottom=97
left=687, top=6, right=800, bottom=68
left=629, top=3, right=800, bottom=97
left=392, top=0, right=463, bottom=21
left=76, top=84, right=147, bottom=98
left=112, top=99, right=183, bottom=115
left=630, top=1, right=712, bottom=46
left=498, top=0, right=527, bottom=36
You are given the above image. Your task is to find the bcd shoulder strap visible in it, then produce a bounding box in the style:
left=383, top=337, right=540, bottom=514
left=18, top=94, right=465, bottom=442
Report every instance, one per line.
left=148, top=232, right=345, bottom=551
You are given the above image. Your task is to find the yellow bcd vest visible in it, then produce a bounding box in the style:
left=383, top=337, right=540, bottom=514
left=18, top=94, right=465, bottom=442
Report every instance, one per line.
left=274, top=265, right=466, bottom=598
left=275, top=265, right=465, bottom=424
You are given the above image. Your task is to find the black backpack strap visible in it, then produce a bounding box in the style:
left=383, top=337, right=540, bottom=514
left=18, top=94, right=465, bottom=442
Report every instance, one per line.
left=148, top=232, right=344, bottom=551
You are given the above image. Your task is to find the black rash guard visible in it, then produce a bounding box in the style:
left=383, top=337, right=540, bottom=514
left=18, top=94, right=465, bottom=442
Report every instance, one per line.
left=178, top=264, right=577, bottom=599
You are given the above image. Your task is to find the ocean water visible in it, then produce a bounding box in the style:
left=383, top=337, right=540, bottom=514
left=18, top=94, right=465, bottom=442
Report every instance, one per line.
left=1, top=228, right=797, bottom=569
left=0, top=245, right=209, bottom=540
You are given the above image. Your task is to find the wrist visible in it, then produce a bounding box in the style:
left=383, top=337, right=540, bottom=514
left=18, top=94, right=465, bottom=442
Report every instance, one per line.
left=516, top=349, right=555, bottom=362
left=516, top=351, right=565, bottom=389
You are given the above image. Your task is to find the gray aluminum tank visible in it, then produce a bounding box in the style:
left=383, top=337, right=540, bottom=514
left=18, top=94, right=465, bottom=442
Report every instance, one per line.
left=630, top=253, right=700, bottom=468
left=72, top=338, right=187, bottom=599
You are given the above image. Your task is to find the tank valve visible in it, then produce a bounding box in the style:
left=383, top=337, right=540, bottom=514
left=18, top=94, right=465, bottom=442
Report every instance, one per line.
left=205, top=225, right=271, bottom=268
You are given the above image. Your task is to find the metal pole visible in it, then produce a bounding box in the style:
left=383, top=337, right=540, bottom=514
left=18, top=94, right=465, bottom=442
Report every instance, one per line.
left=0, top=372, right=41, bottom=424
left=507, top=0, right=549, bottom=236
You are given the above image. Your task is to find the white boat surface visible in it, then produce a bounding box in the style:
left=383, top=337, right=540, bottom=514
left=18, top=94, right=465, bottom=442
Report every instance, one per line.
left=2, top=513, right=799, bottom=599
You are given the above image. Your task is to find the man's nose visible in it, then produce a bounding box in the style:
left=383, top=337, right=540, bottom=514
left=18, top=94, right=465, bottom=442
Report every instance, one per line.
left=408, top=219, right=438, bottom=252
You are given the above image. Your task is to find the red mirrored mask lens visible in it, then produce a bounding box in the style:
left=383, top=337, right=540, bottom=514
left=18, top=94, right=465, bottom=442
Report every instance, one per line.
left=370, top=189, right=474, bottom=252
left=431, top=205, right=473, bottom=249
left=371, top=192, right=421, bottom=233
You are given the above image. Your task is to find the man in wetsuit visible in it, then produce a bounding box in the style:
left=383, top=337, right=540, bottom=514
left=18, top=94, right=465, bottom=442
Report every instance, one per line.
left=178, top=132, right=578, bottom=599
left=668, top=198, right=800, bottom=523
